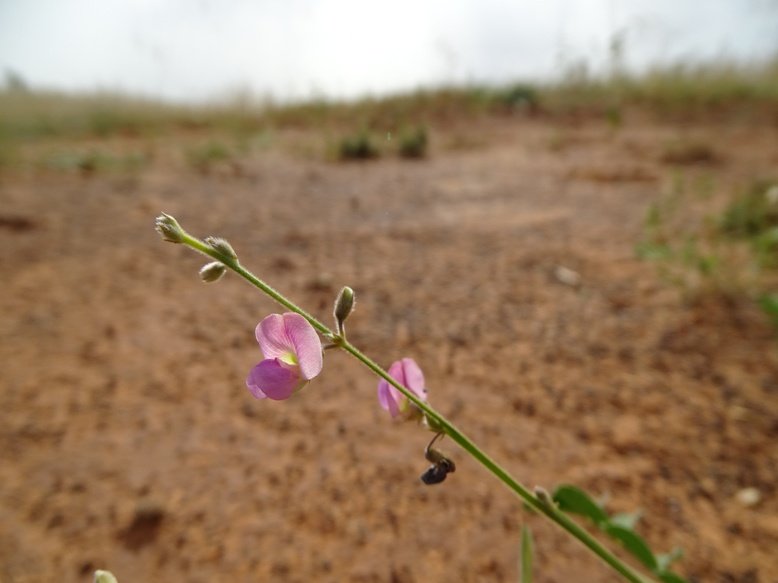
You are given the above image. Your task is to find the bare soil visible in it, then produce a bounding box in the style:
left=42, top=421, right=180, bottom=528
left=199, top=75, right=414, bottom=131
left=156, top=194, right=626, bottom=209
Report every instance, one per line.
left=1, top=114, right=777, bottom=583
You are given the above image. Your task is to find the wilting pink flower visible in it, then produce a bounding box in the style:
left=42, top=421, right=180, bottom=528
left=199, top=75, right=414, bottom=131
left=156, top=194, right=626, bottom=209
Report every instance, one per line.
left=377, top=357, right=428, bottom=418
left=246, top=313, right=323, bottom=400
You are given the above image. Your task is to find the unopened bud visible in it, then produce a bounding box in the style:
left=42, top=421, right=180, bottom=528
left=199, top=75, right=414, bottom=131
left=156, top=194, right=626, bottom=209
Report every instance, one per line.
left=94, top=571, right=118, bottom=583
left=333, top=286, right=355, bottom=333
left=155, top=213, right=185, bottom=244
left=199, top=261, right=227, bottom=283
left=534, top=486, right=555, bottom=508
left=204, top=236, right=237, bottom=260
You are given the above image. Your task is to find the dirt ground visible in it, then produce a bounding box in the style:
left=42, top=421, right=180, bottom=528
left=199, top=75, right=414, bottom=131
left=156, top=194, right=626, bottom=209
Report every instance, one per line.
left=1, top=113, right=777, bottom=583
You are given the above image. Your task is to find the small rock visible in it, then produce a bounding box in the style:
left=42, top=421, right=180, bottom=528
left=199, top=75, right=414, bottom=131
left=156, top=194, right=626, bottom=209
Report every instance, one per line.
left=553, top=265, right=581, bottom=288
left=735, top=487, right=761, bottom=507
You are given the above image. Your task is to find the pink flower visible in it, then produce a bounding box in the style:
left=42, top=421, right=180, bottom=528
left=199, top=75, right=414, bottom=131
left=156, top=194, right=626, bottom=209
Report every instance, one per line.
left=377, top=357, right=428, bottom=418
left=246, top=313, right=323, bottom=400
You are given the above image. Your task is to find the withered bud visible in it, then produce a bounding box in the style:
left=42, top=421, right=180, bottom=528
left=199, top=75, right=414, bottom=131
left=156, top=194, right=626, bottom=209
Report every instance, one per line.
left=155, top=213, right=185, bottom=244
left=204, top=236, right=237, bottom=261
left=333, top=286, right=355, bottom=334
left=199, top=261, right=227, bottom=283
left=94, top=571, right=118, bottom=583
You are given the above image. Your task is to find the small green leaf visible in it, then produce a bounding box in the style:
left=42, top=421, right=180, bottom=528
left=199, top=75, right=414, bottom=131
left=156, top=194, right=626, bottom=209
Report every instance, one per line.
left=608, top=511, right=641, bottom=531
left=604, top=524, right=657, bottom=570
left=656, top=547, right=684, bottom=572
left=659, top=571, right=688, bottom=583
left=552, top=485, right=609, bottom=526
left=520, top=525, right=533, bottom=583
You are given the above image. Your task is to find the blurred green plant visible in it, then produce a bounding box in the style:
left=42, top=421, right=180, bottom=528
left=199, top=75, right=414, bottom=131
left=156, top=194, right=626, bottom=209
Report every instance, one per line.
left=720, top=180, right=778, bottom=239
left=492, top=83, right=539, bottom=112
left=637, top=176, right=778, bottom=329
left=185, top=140, right=233, bottom=172
left=397, top=125, right=428, bottom=159
left=337, top=130, right=379, bottom=161
left=553, top=485, right=687, bottom=583
left=39, top=149, right=149, bottom=174
left=2, top=57, right=775, bottom=144
left=520, top=525, right=533, bottom=583
left=759, top=294, right=778, bottom=328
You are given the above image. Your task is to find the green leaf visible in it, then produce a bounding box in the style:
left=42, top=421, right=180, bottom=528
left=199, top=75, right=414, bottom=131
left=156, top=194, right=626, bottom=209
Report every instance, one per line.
left=552, top=485, right=609, bottom=526
left=604, top=524, right=658, bottom=571
left=656, top=547, right=684, bottom=572
left=608, top=511, right=641, bottom=531
left=520, top=525, right=534, bottom=583
left=659, top=571, right=688, bottom=583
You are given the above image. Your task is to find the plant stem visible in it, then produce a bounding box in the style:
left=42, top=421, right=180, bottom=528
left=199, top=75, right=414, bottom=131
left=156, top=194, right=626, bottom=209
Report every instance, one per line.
left=177, top=230, right=652, bottom=583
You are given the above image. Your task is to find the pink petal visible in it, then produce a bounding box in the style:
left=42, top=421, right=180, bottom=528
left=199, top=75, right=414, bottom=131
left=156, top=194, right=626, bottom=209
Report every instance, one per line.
left=255, top=314, right=294, bottom=361
left=377, top=377, right=402, bottom=418
left=255, top=313, right=323, bottom=379
left=377, top=358, right=429, bottom=418
left=246, top=358, right=304, bottom=400
left=282, top=313, right=323, bottom=380
left=398, top=358, right=427, bottom=400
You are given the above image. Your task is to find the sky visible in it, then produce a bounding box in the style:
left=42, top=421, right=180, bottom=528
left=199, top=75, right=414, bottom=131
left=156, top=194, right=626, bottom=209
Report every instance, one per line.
left=1, top=0, right=776, bottom=103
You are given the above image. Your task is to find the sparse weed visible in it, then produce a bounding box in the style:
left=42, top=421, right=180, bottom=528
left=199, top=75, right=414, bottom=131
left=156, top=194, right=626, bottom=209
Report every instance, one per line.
left=638, top=176, right=778, bottom=328
left=491, top=83, right=539, bottom=112
left=1, top=57, right=776, bottom=144
left=185, top=140, right=233, bottom=173
left=397, top=125, right=428, bottom=159
left=720, top=180, right=778, bottom=238
left=337, top=130, right=379, bottom=161
left=39, top=149, right=149, bottom=174
left=759, top=294, right=778, bottom=328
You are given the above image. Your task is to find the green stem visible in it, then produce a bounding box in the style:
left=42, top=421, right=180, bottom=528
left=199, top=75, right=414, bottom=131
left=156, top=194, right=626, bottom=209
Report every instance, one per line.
left=178, top=231, right=652, bottom=583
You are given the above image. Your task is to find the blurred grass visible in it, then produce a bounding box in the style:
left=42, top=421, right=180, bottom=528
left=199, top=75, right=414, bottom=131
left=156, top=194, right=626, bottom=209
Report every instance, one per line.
left=544, top=59, right=778, bottom=116
left=1, top=58, right=776, bottom=144
left=637, top=175, right=778, bottom=328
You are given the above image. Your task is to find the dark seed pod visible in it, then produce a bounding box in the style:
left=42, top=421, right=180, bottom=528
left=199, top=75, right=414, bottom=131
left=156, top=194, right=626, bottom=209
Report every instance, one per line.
left=420, top=464, right=449, bottom=485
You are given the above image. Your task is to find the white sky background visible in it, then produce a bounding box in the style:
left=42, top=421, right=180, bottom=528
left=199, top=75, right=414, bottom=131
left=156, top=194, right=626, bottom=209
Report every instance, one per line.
left=0, top=0, right=776, bottom=103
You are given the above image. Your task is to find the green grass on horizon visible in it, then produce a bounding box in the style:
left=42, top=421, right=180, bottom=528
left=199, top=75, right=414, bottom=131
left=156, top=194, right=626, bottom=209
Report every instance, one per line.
left=1, top=58, right=777, bottom=142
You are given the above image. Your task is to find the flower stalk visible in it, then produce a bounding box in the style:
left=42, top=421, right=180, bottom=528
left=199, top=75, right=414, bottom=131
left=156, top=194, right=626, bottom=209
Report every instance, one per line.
left=156, top=214, right=653, bottom=583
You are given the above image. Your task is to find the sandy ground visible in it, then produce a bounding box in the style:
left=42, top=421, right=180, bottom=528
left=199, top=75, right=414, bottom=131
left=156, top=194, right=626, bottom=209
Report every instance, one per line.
left=1, top=114, right=777, bottom=583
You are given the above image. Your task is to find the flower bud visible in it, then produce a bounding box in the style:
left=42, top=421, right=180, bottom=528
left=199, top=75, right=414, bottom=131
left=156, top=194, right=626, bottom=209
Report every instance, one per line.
left=199, top=261, right=227, bottom=283
left=155, top=213, right=185, bottom=244
left=204, top=236, right=237, bottom=260
left=534, top=486, right=555, bottom=508
left=333, top=286, right=355, bottom=334
left=94, top=571, right=118, bottom=583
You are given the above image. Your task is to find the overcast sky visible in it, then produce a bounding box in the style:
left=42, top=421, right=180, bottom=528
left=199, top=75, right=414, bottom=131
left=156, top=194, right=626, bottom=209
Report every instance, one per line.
left=1, top=0, right=776, bottom=103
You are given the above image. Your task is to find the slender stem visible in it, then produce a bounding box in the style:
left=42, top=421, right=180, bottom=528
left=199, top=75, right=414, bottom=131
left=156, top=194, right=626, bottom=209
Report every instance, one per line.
left=177, top=231, right=652, bottom=583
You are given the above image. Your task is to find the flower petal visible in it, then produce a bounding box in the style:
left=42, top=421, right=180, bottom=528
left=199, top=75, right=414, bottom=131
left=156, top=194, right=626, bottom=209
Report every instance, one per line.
left=399, top=357, right=427, bottom=400
left=377, top=377, right=402, bottom=417
left=255, top=314, right=294, bottom=362
left=246, top=358, right=303, bottom=400
left=255, top=313, right=323, bottom=378
left=282, top=313, right=323, bottom=380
